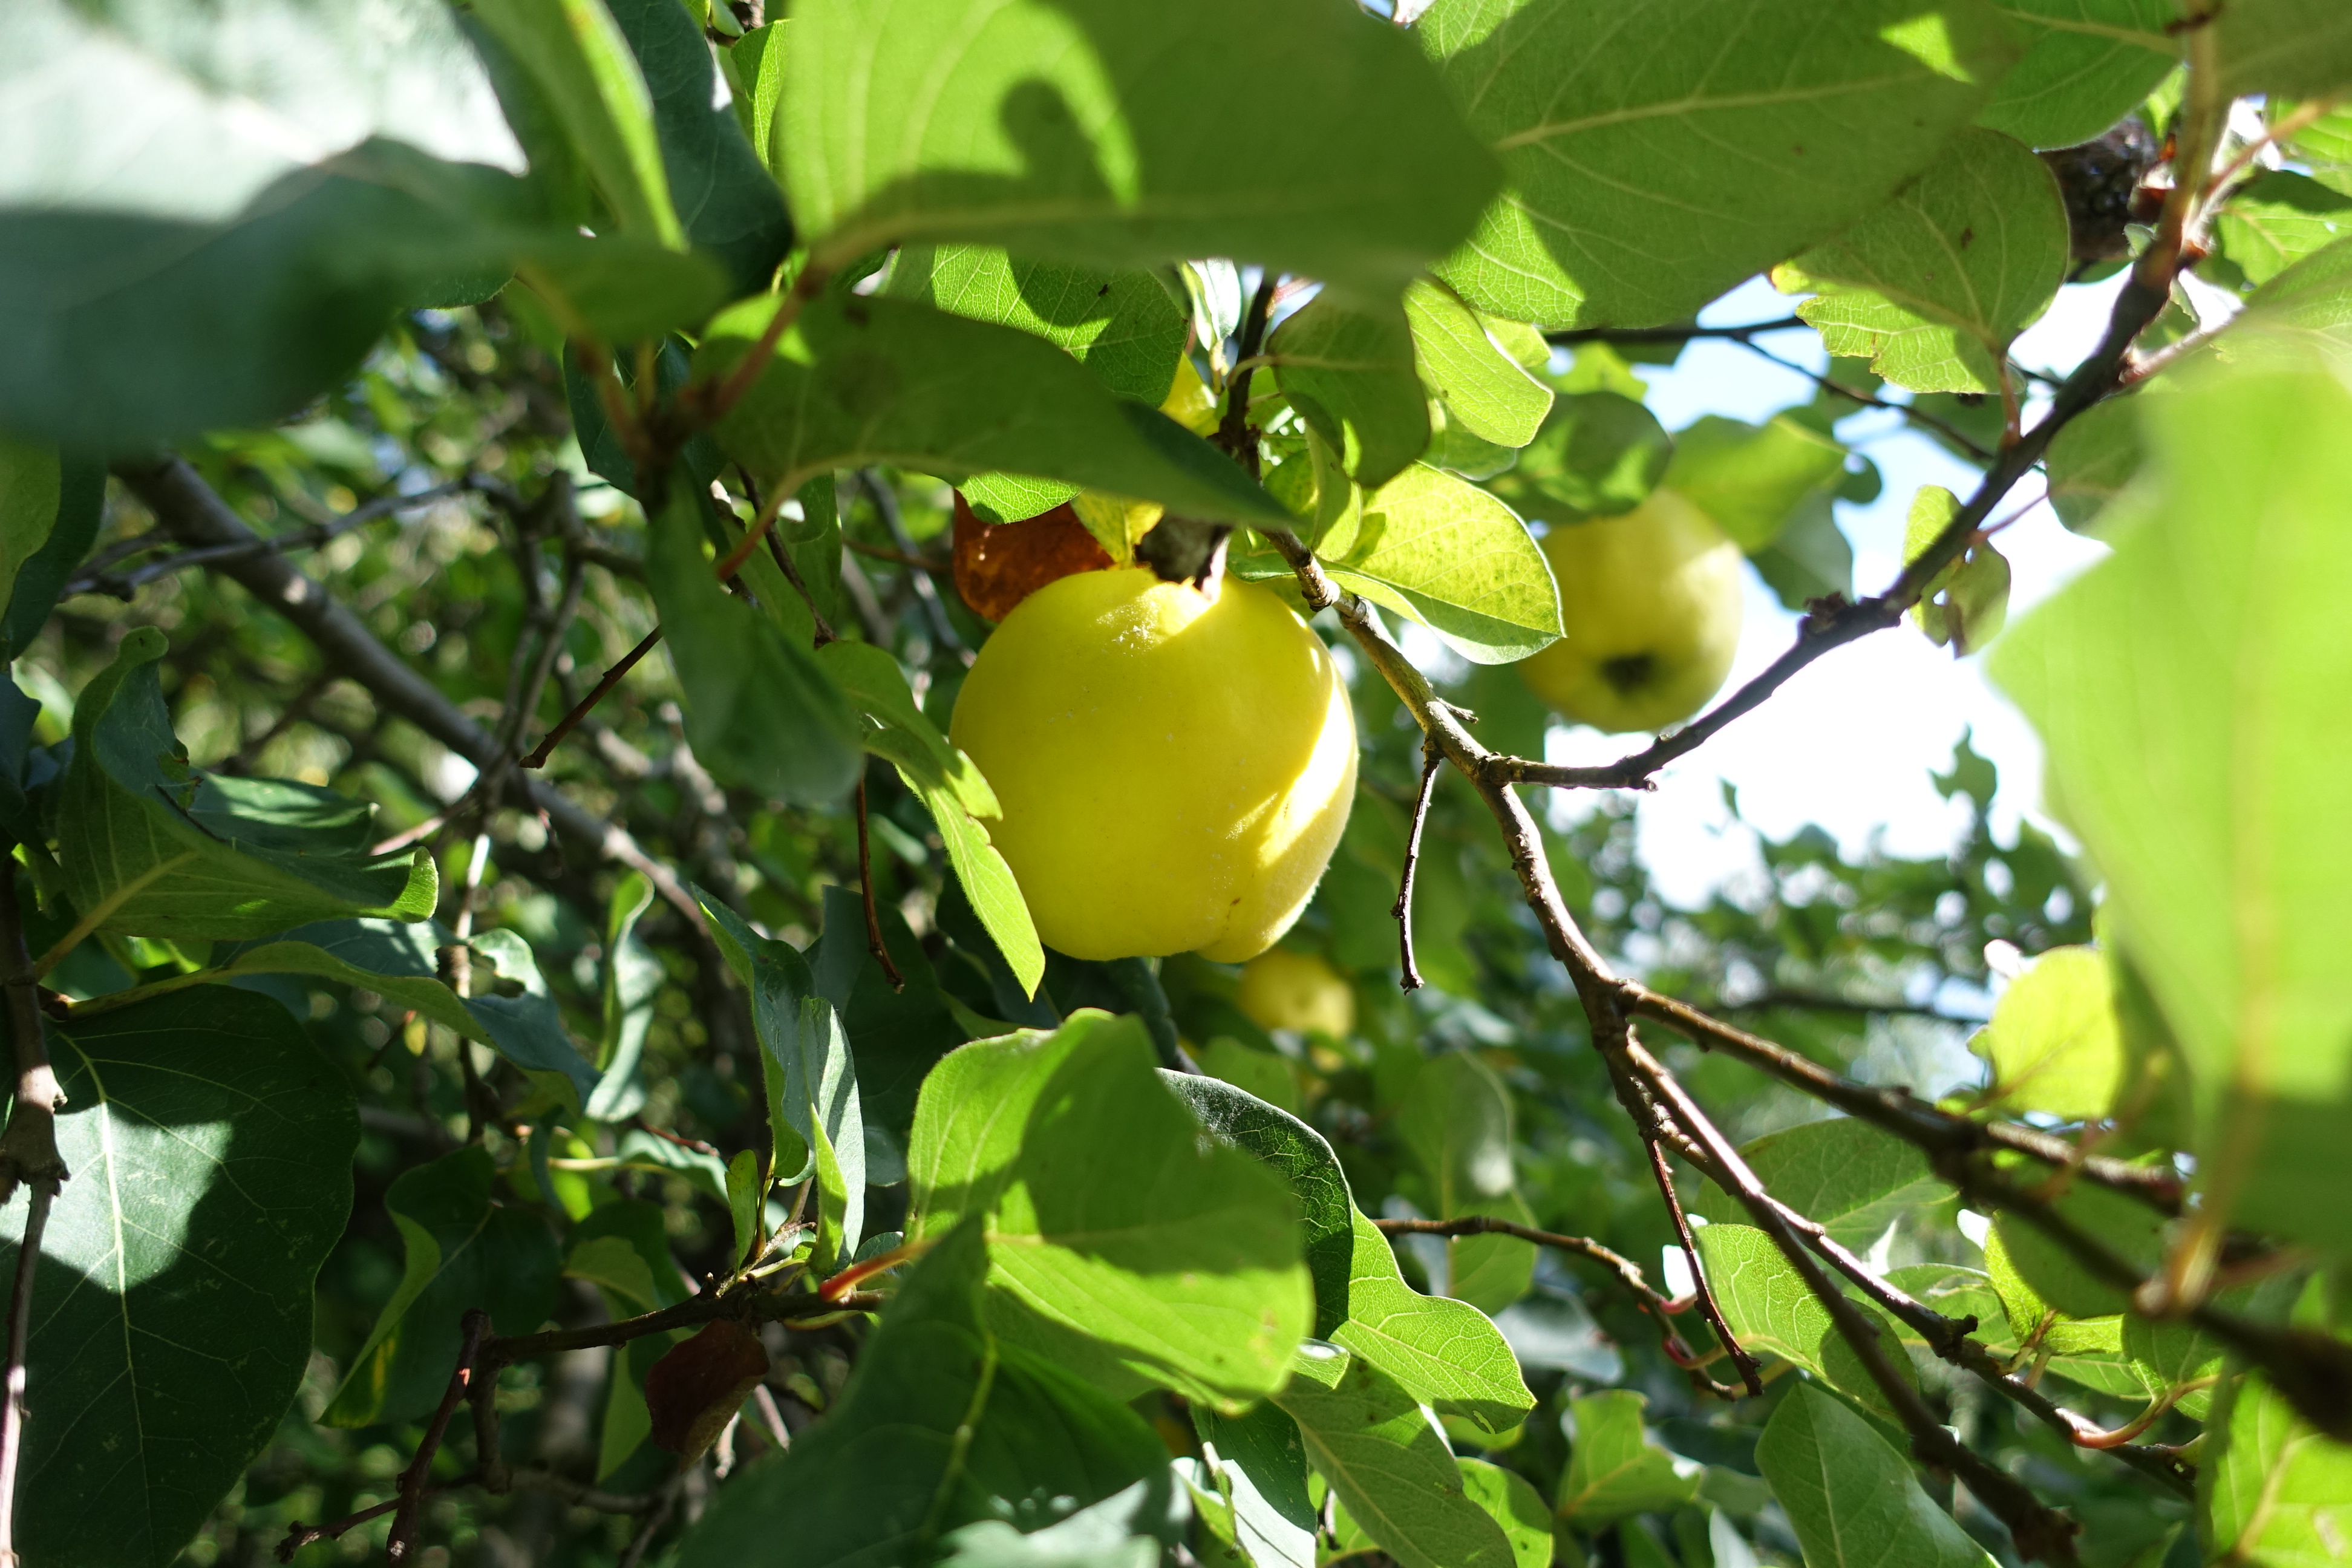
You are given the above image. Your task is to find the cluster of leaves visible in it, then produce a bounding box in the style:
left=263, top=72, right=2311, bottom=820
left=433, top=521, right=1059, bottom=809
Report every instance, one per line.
left=1, top=0, right=2350, bottom=1566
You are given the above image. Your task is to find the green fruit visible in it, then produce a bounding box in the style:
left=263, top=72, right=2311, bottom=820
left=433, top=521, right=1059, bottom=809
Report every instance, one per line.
left=950, top=566, right=1357, bottom=962
left=1518, top=488, right=1743, bottom=734
left=1236, top=947, right=1356, bottom=1037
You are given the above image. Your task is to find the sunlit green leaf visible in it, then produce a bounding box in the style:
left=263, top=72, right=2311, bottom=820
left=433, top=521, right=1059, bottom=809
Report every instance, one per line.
left=2209, top=171, right=2352, bottom=290
left=2203, top=1367, right=2352, bottom=1562
left=1978, top=1, right=2175, bottom=149
left=1269, top=290, right=1430, bottom=492
left=1481, top=393, right=1670, bottom=524
left=1757, top=1383, right=1998, bottom=1568
left=0, top=989, right=358, bottom=1566
left=1316, top=464, right=1562, bottom=665
left=1421, top=0, right=2018, bottom=328
left=1991, top=339, right=2352, bottom=1248
left=776, top=0, right=1498, bottom=292
left=1661, top=415, right=1848, bottom=553
left=2043, top=392, right=2144, bottom=534
left=1695, top=1117, right=1953, bottom=1250
left=1691, top=1223, right=1915, bottom=1420
left=1785, top=129, right=2069, bottom=394
left=1975, top=945, right=2126, bottom=1118
left=1403, top=280, right=1552, bottom=449
left=1396, top=1053, right=1535, bottom=1313
left=1555, top=1390, right=1699, bottom=1530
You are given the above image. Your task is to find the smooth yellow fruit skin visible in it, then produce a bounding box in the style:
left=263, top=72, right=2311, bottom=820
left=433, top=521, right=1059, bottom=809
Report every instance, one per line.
left=1518, top=488, right=1744, bottom=734
left=1237, top=947, right=1356, bottom=1037
left=950, top=567, right=1357, bottom=962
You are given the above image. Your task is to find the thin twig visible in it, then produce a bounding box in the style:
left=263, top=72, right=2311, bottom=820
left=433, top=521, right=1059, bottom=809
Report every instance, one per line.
left=854, top=777, right=904, bottom=991
left=1215, top=274, right=1281, bottom=477
left=0, top=1184, right=52, bottom=1568
left=1392, top=738, right=1443, bottom=992
left=385, top=1310, right=491, bottom=1561
left=854, top=471, right=967, bottom=659
left=1730, top=337, right=1997, bottom=462
left=1645, top=1138, right=1763, bottom=1397
left=844, top=538, right=952, bottom=574
left=521, top=628, right=664, bottom=770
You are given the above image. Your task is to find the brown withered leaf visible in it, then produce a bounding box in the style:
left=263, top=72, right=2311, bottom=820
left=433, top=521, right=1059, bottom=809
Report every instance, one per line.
left=644, top=1319, right=770, bottom=1459
left=952, top=492, right=1114, bottom=622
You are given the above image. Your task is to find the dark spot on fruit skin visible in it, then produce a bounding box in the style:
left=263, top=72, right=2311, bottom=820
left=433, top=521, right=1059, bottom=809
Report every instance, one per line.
left=1601, top=653, right=1656, bottom=695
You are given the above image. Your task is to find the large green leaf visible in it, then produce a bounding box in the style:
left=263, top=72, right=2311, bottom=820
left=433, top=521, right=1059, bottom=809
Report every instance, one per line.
left=1272, top=1344, right=1518, bottom=1568
left=1990, top=339, right=2352, bottom=1249
left=1403, top=281, right=1552, bottom=449
left=646, top=475, right=864, bottom=806
left=812, top=885, right=972, bottom=1143
left=1420, top=0, right=2019, bottom=328
left=1694, top=1117, right=1953, bottom=1250
left=0, top=989, right=355, bottom=1567
left=1978, top=1, right=2176, bottom=148
left=906, top=1013, right=1312, bottom=1408
left=2043, top=392, right=2143, bottom=534
left=1456, top=1458, right=1552, bottom=1568
left=2209, top=171, right=2352, bottom=290
left=1192, top=1400, right=1319, bottom=1568
left=2203, top=1367, right=2352, bottom=1563
left=1481, top=392, right=1670, bottom=524
left=1661, top=416, right=1849, bottom=552
left=1269, top=291, right=1431, bottom=492
left=1315, top=464, right=1562, bottom=665
left=1972, top=944, right=2127, bottom=1118
left=1329, top=1210, right=1534, bottom=1436
left=1691, top=1223, right=1914, bottom=1420
left=2210, top=0, right=2352, bottom=97
left=697, top=294, right=1293, bottom=529
left=53, top=629, right=437, bottom=940
left=1396, top=1053, right=1535, bottom=1313
left=773, top=0, right=1500, bottom=293
left=819, top=639, right=1045, bottom=1000
left=1785, top=129, right=2069, bottom=394
left=675, top=1221, right=1168, bottom=1568
left=1555, top=1390, right=1699, bottom=1530
left=1, top=452, right=102, bottom=660
left=469, top=0, right=680, bottom=244
left=324, top=1144, right=561, bottom=1427
left=1161, top=1073, right=1358, bottom=1339
left=603, top=0, right=792, bottom=294
left=1756, top=1383, right=1997, bottom=1568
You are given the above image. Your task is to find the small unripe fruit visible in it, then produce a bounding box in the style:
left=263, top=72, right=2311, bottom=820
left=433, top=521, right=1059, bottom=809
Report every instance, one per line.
left=1518, top=489, right=1743, bottom=734
left=1237, top=947, right=1356, bottom=1037
left=951, top=567, right=1357, bottom=962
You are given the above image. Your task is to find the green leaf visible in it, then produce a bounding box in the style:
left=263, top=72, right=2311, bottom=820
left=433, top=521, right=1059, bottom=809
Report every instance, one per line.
left=1, top=453, right=102, bottom=661
left=1192, top=1038, right=1304, bottom=1117
left=469, top=0, right=683, bottom=245
left=1421, top=0, right=2019, bottom=328
left=2123, top=1315, right=2222, bottom=1417
left=673, top=1220, right=1169, bottom=1568
left=1756, top=1383, right=1997, bottom=1568
left=1977, top=1, right=2176, bottom=149
left=1691, top=1223, right=1915, bottom=1420
left=1457, top=1457, right=1552, bottom=1568
left=1333, top=1208, right=1535, bottom=1435
left=1696, top=1117, right=1953, bottom=1251
left=0, top=437, right=59, bottom=613
left=2285, top=103, right=2352, bottom=198
left=1396, top=1054, right=1535, bottom=1314
left=1661, top=415, right=1850, bottom=553
left=818, top=639, right=1045, bottom=1000
left=699, top=295, right=1293, bottom=529
left=906, top=1013, right=1312, bottom=1408
left=886, top=247, right=1188, bottom=407
left=1786, top=129, right=2069, bottom=394
left=2043, top=392, right=2143, bottom=535
left=0, top=988, right=356, bottom=1567
left=53, top=629, right=437, bottom=940
left=1904, top=484, right=2012, bottom=653
left=774, top=0, right=1500, bottom=294
left=585, top=871, right=661, bottom=1120
left=1403, top=281, right=1553, bottom=449
left=1272, top=1344, right=1518, bottom=1568
left=1316, top=464, right=1563, bottom=665
left=1987, top=1181, right=2162, bottom=1321
left=2203, top=1367, right=2352, bottom=1561
left=325, top=1143, right=561, bottom=1427
left=2210, top=0, right=2352, bottom=97
left=1269, top=290, right=1431, bottom=491
left=1748, top=494, right=1857, bottom=609
left=1481, top=393, right=1671, bottom=524
left=647, top=475, right=864, bottom=806
left=2210, top=171, right=2352, bottom=290
left=1973, top=944, right=2126, bottom=1118
left=813, top=884, right=972, bottom=1143
left=784, top=995, right=868, bottom=1270
left=1990, top=339, right=2352, bottom=1249
left=1884, top=1263, right=2017, bottom=1356
left=1193, top=1401, right=1319, bottom=1568
left=1556, top=1390, right=1700, bottom=1530
left=601, top=0, right=793, bottom=296
left=1162, top=1073, right=1357, bottom=1339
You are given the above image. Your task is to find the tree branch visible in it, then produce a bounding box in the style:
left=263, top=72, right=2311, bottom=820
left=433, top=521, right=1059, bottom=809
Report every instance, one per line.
left=1392, top=737, right=1443, bottom=992
left=111, top=457, right=706, bottom=930
left=1644, top=1137, right=1764, bottom=1397
left=1546, top=317, right=1806, bottom=345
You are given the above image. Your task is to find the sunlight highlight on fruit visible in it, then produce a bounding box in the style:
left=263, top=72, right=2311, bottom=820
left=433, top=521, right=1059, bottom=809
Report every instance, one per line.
left=951, top=567, right=1357, bottom=962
